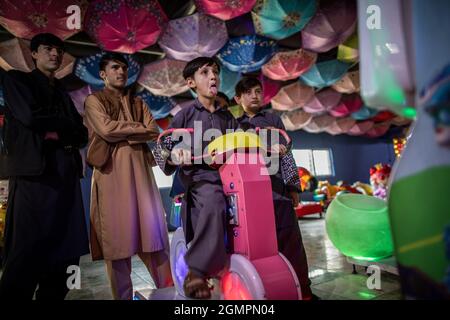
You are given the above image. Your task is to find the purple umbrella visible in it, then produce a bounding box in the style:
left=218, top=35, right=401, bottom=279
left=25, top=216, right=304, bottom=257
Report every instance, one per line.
left=303, top=88, right=342, bottom=114
left=301, top=0, right=356, bottom=53
left=158, top=13, right=228, bottom=61
left=68, top=85, right=94, bottom=116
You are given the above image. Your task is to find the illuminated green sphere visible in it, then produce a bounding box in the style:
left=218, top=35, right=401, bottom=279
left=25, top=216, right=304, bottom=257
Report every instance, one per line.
left=325, top=194, right=394, bottom=261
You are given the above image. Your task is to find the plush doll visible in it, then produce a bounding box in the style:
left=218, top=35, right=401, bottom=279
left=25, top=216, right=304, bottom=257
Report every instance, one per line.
left=370, top=163, right=392, bottom=200
left=352, top=181, right=373, bottom=196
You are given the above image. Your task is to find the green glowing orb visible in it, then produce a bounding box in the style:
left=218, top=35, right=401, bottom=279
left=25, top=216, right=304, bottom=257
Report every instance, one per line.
left=326, top=194, right=394, bottom=261
left=402, top=107, right=417, bottom=119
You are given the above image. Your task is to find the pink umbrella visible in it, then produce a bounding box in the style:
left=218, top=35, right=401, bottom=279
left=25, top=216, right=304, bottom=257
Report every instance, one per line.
left=324, top=117, right=355, bottom=135
left=258, top=74, right=281, bottom=106
left=347, top=120, right=374, bottom=136
left=301, top=0, right=356, bottom=53
left=329, top=93, right=363, bottom=117
left=0, top=37, right=75, bottom=79
left=261, top=48, right=317, bottom=81
left=370, top=110, right=396, bottom=122
left=68, top=85, right=93, bottom=116
left=0, top=0, right=88, bottom=40
left=364, top=122, right=391, bottom=138
left=271, top=82, right=315, bottom=111
left=303, top=114, right=335, bottom=133
left=158, top=13, right=228, bottom=61
left=331, top=70, right=360, bottom=94
left=303, top=88, right=342, bottom=114
left=281, top=109, right=313, bottom=131
left=138, top=58, right=188, bottom=97
left=84, top=0, right=168, bottom=54
left=195, top=0, right=257, bottom=21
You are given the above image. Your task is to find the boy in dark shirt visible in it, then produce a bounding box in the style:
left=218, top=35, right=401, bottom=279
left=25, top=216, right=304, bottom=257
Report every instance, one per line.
left=235, top=77, right=314, bottom=300
left=154, top=58, right=237, bottom=299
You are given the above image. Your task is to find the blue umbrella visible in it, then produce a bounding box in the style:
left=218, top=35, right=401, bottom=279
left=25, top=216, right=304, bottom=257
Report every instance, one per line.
left=350, top=105, right=379, bottom=120
left=299, top=60, right=350, bottom=89
left=216, top=35, right=278, bottom=73
left=190, top=66, right=242, bottom=100
left=136, top=90, right=175, bottom=120
left=251, top=0, right=317, bottom=40
left=74, top=52, right=141, bottom=90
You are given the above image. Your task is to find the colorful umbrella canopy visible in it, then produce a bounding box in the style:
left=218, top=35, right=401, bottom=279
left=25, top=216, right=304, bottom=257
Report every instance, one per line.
left=219, top=67, right=242, bottom=99
left=261, top=48, right=317, bottom=81
left=300, top=60, right=350, bottom=89
left=226, top=13, right=256, bottom=36
left=329, top=93, right=363, bottom=117
left=251, top=0, right=317, bottom=40
left=324, top=117, right=355, bottom=135
left=84, top=0, right=168, bottom=54
left=68, top=85, right=93, bottom=116
left=350, top=105, right=379, bottom=121
left=270, top=82, right=315, bottom=111
left=281, top=109, right=313, bottom=131
left=364, top=122, right=391, bottom=138
left=303, top=114, right=335, bottom=133
left=258, top=73, right=281, bottom=106
left=390, top=116, right=412, bottom=126
left=137, top=58, right=188, bottom=97
left=371, top=110, right=396, bottom=122
left=331, top=70, right=360, bottom=94
left=136, top=90, right=176, bottom=120
left=216, top=35, right=278, bottom=73
left=337, top=33, right=359, bottom=63
left=156, top=117, right=171, bottom=131
left=74, top=52, right=141, bottom=90
left=0, top=0, right=87, bottom=40
left=303, top=88, right=342, bottom=114
left=301, top=0, right=356, bottom=53
left=158, top=13, right=228, bottom=62
left=195, top=0, right=257, bottom=21
left=347, top=120, right=374, bottom=136
left=0, top=37, right=75, bottom=79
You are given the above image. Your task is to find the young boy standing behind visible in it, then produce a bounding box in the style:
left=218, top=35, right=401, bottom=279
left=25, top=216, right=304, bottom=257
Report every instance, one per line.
left=235, top=77, right=314, bottom=300
left=154, top=57, right=238, bottom=299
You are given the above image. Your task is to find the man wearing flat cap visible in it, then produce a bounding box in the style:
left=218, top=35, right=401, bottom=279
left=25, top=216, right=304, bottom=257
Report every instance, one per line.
left=0, top=33, right=89, bottom=300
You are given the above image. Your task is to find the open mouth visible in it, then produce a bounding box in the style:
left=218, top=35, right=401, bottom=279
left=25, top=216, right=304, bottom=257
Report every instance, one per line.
left=209, top=83, right=218, bottom=95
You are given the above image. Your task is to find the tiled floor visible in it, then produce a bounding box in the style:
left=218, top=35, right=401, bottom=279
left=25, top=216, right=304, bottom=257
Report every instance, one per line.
left=1, top=215, right=403, bottom=300
left=63, top=215, right=402, bottom=300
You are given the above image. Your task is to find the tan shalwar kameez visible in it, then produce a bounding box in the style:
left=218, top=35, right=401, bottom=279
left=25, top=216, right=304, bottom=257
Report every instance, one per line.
left=84, top=89, right=172, bottom=299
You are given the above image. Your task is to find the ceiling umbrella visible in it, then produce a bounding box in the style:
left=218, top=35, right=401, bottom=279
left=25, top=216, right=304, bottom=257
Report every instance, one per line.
left=331, top=70, right=360, bottom=94
left=84, top=0, right=168, bottom=54
left=194, top=0, right=257, bottom=21
left=303, top=88, right=342, bottom=114
left=74, top=52, right=141, bottom=90
left=303, top=114, right=335, bottom=133
left=158, top=13, right=228, bottom=62
left=350, top=105, right=379, bottom=121
left=216, top=34, right=278, bottom=73
left=271, top=82, right=315, bottom=111
left=228, top=104, right=245, bottom=118
left=138, top=58, right=188, bottom=97
left=156, top=117, right=171, bottom=131
left=370, top=110, right=396, bottom=122
left=347, top=120, right=374, bottom=136
left=299, top=60, right=350, bottom=89
left=0, top=0, right=88, bottom=40
left=68, top=85, right=93, bottom=116
left=226, top=13, right=256, bottom=36
left=301, top=0, right=356, bottom=53
left=281, top=109, right=313, bottom=131
left=337, top=33, right=359, bottom=63
left=0, top=37, right=75, bottom=79
left=364, top=122, right=391, bottom=138
left=251, top=0, right=317, bottom=40
left=390, top=116, right=412, bottom=126
left=220, top=67, right=242, bottom=99
left=258, top=73, right=281, bottom=106
left=136, top=90, right=176, bottom=120
left=329, top=93, right=362, bottom=117
left=261, top=48, right=317, bottom=81
left=324, top=117, right=355, bottom=135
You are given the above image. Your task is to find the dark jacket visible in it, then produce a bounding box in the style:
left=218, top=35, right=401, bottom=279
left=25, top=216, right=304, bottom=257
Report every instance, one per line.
left=0, top=69, right=87, bottom=178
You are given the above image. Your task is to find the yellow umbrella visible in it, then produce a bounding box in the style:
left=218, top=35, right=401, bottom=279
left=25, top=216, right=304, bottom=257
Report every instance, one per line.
left=337, top=33, right=358, bottom=63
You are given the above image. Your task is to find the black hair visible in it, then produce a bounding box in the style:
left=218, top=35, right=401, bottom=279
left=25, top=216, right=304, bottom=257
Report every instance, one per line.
left=216, top=92, right=230, bottom=106
left=30, top=33, right=65, bottom=52
left=99, top=52, right=129, bottom=71
left=235, top=77, right=263, bottom=97
left=182, top=57, right=220, bottom=80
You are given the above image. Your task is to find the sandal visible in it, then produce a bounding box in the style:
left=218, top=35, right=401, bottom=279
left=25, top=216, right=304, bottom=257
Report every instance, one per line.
left=183, top=270, right=213, bottom=299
